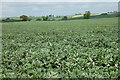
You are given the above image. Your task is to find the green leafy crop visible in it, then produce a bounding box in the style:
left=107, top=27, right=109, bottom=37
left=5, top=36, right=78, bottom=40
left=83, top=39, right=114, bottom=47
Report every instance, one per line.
left=1, top=17, right=119, bottom=78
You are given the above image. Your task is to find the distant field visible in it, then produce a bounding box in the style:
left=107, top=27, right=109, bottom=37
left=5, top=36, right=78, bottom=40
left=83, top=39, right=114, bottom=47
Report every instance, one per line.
left=72, top=13, right=101, bottom=18
left=2, top=13, right=117, bottom=21
left=2, top=17, right=119, bottom=78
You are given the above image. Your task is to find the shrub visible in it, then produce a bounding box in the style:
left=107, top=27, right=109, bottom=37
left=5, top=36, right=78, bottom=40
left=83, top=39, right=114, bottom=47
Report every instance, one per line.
left=28, top=18, right=32, bottom=21
left=48, top=19, right=51, bottom=21
left=52, top=19, right=55, bottom=21
left=48, top=19, right=55, bottom=21
left=36, top=18, right=42, bottom=21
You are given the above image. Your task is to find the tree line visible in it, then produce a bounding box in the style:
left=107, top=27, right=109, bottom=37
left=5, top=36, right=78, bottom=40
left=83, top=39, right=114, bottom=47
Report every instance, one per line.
left=19, top=11, right=91, bottom=21
left=1, top=11, right=119, bottom=22
left=0, top=11, right=94, bottom=22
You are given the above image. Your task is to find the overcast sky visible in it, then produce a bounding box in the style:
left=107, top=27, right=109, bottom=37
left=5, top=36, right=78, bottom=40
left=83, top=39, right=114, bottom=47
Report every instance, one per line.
left=0, top=0, right=119, bottom=17
left=1, top=2, right=118, bottom=17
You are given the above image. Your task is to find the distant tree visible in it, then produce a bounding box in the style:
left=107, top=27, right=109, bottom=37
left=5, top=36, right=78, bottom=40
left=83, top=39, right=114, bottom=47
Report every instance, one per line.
left=113, top=11, right=118, bottom=13
left=87, top=11, right=91, bottom=18
left=42, top=16, right=48, bottom=21
left=48, top=14, right=54, bottom=17
left=116, top=12, right=120, bottom=17
left=4, top=18, right=15, bottom=22
left=62, top=16, right=67, bottom=20
left=6, top=18, right=10, bottom=21
left=56, top=16, right=61, bottom=18
left=3, top=18, right=12, bottom=22
left=84, top=11, right=91, bottom=19
left=84, top=13, right=86, bottom=18
left=46, top=16, right=48, bottom=21
left=42, top=16, right=45, bottom=21
left=20, top=15, right=29, bottom=21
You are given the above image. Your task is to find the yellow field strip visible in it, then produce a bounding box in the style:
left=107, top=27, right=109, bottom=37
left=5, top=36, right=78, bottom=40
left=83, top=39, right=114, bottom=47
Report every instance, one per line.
left=72, top=13, right=101, bottom=18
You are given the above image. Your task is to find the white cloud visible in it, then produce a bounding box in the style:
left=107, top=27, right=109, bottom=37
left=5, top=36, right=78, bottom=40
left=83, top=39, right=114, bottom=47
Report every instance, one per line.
left=1, top=0, right=120, bottom=2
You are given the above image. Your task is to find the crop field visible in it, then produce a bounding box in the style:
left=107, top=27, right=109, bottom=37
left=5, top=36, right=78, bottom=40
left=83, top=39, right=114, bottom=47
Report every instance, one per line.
left=72, top=13, right=101, bottom=18
left=1, top=17, right=119, bottom=78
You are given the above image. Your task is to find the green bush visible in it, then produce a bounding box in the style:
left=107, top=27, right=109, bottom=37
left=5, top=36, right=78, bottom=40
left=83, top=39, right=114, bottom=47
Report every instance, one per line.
left=36, top=18, right=42, bottom=21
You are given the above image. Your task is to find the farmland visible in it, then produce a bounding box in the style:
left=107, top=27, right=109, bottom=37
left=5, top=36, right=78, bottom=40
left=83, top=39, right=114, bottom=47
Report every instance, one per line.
left=1, top=17, right=119, bottom=78
left=1, top=13, right=117, bottom=22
